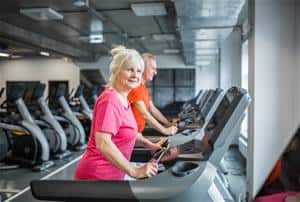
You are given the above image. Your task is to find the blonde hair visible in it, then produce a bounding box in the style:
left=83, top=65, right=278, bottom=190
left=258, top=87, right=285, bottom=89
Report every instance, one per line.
left=141, top=53, right=156, bottom=69
left=107, top=46, right=144, bottom=87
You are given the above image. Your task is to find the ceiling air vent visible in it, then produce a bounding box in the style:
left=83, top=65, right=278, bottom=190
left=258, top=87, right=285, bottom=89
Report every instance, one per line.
left=20, top=8, right=63, bottom=21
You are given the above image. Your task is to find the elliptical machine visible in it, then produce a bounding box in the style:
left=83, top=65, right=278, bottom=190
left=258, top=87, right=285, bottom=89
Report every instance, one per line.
left=72, top=85, right=92, bottom=120
left=0, top=88, right=10, bottom=165
left=70, top=85, right=92, bottom=140
left=49, top=84, right=86, bottom=150
left=87, top=86, right=104, bottom=108
left=0, top=84, right=54, bottom=171
left=28, top=83, right=72, bottom=159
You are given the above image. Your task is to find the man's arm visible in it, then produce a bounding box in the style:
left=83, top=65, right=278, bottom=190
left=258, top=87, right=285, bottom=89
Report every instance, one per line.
left=133, top=101, right=177, bottom=135
left=149, top=101, right=173, bottom=127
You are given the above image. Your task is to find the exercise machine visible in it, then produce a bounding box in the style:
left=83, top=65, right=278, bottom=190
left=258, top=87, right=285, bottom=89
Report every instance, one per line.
left=30, top=87, right=251, bottom=201
left=0, top=84, right=54, bottom=171
left=48, top=84, right=86, bottom=150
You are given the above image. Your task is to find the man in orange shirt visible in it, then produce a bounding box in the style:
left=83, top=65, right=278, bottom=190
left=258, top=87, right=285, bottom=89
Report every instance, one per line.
left=128, top=53, right=178, bottom=136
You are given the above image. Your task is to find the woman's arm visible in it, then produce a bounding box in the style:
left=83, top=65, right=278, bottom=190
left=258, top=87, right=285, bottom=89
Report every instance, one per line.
left=95, top=131, right=158, bottom=179
left=135, top=132, right=164, bottom=151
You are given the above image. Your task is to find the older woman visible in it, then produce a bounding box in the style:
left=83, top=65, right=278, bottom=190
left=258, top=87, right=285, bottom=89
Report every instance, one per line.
left=74, top=46, right=160, bottom=180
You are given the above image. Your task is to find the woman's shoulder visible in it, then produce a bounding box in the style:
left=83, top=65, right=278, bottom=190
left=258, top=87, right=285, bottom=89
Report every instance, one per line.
left=96, top=88, right=119, bottom=106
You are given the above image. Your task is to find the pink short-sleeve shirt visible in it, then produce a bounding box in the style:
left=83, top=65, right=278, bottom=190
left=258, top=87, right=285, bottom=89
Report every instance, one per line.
left=74, top=88, right=138, bottom=180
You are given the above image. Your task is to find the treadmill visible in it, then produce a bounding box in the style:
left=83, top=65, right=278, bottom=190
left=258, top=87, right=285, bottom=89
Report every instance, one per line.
left=30, top=86, right=251, bottom=202
left=72, top=85, right=93, bottom=120
left=134, top=88, right=224, bottom=161
left=168, top=88, right=225, bottom=146
left=180, top=89, right=203, bottom=112
left=135, top=89, right=220, bottom=153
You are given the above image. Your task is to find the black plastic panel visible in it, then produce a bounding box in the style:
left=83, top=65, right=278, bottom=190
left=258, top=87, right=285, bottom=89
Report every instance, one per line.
left=31, top=180, right=138, bottom=202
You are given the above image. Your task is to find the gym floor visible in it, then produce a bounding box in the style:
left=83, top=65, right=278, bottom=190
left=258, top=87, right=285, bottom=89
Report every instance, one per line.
left=0, top=150, right=83, bottom=202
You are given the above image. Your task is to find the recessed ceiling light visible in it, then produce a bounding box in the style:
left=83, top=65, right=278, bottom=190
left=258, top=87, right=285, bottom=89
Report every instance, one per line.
left=73, top=0, right=89, bottom=7
left=195, top=61, right=211, bottom=66
left=152, top=34, right=176, bottom=41
left=131, top=3, right=167, bottom=16
left=196, top=55, right=216, bottom=60
left=195, top=48, right=219, bottom=55
left=195, top=40, right=218, bottom=48
left=163, top=49, right=180, bottom=54
left=40, top=51, right=50, bottom=56
left=89, top=34, right=104, bottom=43
left=79, top=34, right=104, bottom=44
left=0, top=52, right=10, bottom=57
left=20, top=8, right=63, bottom=21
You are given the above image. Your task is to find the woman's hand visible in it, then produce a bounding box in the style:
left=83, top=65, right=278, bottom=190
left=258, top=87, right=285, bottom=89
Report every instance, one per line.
left=150, top=138, right=169, bottom=152
left=285, top=193, right=300, bottom=202
left=132, top=160, right=158, bottom=179
left=150, top=142, right=162, bottom=152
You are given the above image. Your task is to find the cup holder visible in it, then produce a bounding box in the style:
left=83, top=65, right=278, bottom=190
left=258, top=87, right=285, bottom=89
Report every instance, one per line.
left=171, top=161, right=199, bottom=177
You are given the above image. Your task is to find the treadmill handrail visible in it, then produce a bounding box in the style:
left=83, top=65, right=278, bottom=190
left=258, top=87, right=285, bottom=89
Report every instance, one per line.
left=31, top=180, right=137, bottom=201
left=30, top=160, right=204, bottom=201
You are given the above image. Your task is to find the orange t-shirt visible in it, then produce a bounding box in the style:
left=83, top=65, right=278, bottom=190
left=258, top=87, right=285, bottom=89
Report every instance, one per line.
left=128, top=83, right=150, bottom=132
left=264, top=160, right=282, bottom=187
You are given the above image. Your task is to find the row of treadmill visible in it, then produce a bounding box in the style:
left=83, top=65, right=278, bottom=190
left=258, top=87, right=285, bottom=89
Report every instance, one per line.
left=0, top=83, right=101, bottom=171
left=27, top=86, right=251, bottom=202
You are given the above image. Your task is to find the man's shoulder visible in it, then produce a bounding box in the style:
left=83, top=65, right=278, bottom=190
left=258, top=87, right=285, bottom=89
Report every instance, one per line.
left=128, top=84, right=148, bottom=102
left=129, top=84, right=146, bottom=94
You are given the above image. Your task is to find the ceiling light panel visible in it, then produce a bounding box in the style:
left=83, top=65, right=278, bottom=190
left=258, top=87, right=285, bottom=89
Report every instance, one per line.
left=89, top=34, right=104, bottom=43
left=73, top=0, right=89, bottom=7
left=20, top=8, right=63, bottom=21
left=79, top=34, right=104, bottom=44
left=194, top=29, right=218, bottom=40
left=195, top=55, right=216, bottom=61
left=195, top=48, right=219, bottom=55
left=195, top=61, right=211, bottom=66
left=195, top=40, right=218, bottom=48
left=40, top=51, right=50, bottom=56
left=163, top=49, right=180, bottom=54
left=131, top=3, right=167, bottom=16
left=152, top=34, right=176, bottom=41
left=0, top=52, right=10, bottom=57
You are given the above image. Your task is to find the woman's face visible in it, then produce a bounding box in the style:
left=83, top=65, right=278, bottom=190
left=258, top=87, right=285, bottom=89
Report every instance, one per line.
left=116, top=64, right=143, bottom=91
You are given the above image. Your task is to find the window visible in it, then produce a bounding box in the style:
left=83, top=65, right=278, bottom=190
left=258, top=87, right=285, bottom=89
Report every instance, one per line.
left=241, top=40, right=249, bottom=138
left=148, top=69, right=195, bottom=108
